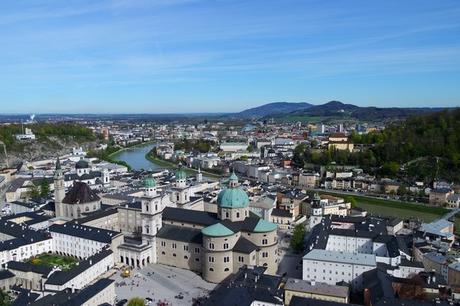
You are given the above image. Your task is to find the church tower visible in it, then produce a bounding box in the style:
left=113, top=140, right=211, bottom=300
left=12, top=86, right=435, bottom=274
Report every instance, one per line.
left=196, top=167, right=203, bottom=183
left=101, top=168, right=110, bottom=186
left=54, top=157, right=66, bottom=217
left=141, top=175, right=163, bottom=263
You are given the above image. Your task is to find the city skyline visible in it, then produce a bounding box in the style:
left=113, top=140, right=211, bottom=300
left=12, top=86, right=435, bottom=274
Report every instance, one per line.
left=1, top=0, right=460, bottom=113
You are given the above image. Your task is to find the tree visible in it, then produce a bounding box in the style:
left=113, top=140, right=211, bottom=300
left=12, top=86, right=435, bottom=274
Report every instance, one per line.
left=127, top=297, right=145, bottom=306
left=39, top=179, right=51, bottom=198
left=293, top=143, right=307, bottom=168
left=290, top=224, right=306, bottom=253
left=28, top=185, right=41, bottom=200
left=344, top=196, right=357, bottom=208
left=0, top=289, right=12, bottom=306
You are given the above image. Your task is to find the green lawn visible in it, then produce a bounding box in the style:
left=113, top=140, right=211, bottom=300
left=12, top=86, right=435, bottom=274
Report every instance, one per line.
left=28, top=253, right=78, bottom=271
left=317, top=190, right=460, bottom=234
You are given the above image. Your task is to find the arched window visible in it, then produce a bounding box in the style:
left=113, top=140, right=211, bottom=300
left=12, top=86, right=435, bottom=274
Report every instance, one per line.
left=262, top=239, right=268, bottom=245
left=223, top=243, right=229, bottom=249
left=209, top=268, right=214, bottom=271
left=236, top=212, right=240, bottom=218
left=224, top=268, right=229, bottom=272
left=184, top=255, right=188, bottom=259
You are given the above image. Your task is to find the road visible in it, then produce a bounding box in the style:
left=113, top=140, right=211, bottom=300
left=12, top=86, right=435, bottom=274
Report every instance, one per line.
left=440, top=208, right=460, bottom=221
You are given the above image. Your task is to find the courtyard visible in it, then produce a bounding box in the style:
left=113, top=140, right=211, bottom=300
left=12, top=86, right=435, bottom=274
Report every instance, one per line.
left=112, top=264, right=217, bottom=306
left=27, top=253, right=78, bottom=271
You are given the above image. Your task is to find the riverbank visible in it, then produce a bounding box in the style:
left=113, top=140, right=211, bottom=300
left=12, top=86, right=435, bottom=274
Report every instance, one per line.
left=145, top=151, right=222, bottom=179
left=108, top=141, right=156, bottom=158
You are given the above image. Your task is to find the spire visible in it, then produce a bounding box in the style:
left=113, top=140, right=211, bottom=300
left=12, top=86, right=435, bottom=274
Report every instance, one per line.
left=228, top=171, right=238, bottom=188
left=55, top=157, right=61, bottom=170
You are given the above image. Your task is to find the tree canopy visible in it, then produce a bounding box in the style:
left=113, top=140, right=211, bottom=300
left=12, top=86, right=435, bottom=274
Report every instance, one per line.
left=290, top=224, right=306, bottom=253
left=127, top=297, right=145, bottom=306
left=295, top=110, right=460, bottom=182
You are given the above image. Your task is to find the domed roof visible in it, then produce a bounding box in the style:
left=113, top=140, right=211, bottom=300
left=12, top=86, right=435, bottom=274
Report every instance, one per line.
left=201, top=223, right=234, bottom=237
left=253, top=219, right=277, bottom=233
left=75, top=159, right=89, bottom=169
left=175, top=168, right=187, bottom=180
left=217, top=188, right=249, bottom=209
left=144, top=175, right=156, bottom=188
left=217, top=173, right=249, bottom=209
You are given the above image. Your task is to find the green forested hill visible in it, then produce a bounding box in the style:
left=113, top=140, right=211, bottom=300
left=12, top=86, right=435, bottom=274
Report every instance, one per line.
left=295, top=109, right=460, bottom=182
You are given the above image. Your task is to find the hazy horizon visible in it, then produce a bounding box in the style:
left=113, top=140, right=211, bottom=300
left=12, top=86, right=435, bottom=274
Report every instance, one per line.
left=1, top=0, right=460, bottom=113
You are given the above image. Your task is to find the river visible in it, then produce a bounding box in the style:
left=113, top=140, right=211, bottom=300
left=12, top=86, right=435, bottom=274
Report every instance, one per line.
left=111, top=143, right=161, bottom=170
left=111, top=142, right=220, bottom=181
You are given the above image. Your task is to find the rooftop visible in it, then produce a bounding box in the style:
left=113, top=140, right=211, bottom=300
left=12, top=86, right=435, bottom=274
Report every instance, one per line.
left=303, top=249, right=376, bottom=267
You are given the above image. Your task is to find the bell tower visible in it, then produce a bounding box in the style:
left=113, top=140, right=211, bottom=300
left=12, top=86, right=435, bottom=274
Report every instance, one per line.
left=54, top=157, right=65, bottom=217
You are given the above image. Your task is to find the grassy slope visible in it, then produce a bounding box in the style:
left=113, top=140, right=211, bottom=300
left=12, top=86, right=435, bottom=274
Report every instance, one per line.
left=317, top=190, right=460, bottom=234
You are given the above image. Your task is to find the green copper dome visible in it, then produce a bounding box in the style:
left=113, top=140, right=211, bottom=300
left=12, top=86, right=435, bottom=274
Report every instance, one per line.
left=202, top=223, right=234, bottom=237
left=217, top=187, right=249, bottom=208
left=144, top=175, right=156, bottom=188
left=217, top=172, right=249, bottom=209
left=253, top=219, right=277, bottom=233
left=175, top=169, right=187, bottom=180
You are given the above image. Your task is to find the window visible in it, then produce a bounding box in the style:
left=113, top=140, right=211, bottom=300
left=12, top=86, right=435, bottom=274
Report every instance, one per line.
left=262, top=239, right=268, bottom=245
left=238, top=256, right=244, bottom=262
left=224, top=268, right=229, bottom=272
left=224, top=256, right=230, bottom=263
left=184, top=255, right=188, bottom=259
left=183, top=245, right=189, bottom=251
left=225, top=212, right=229, bottom=218
left=161, top=251, right=165, bottom=255
left=209, top=268, right=214, bottom=271
left=208, top=256, right=214, bottom=263
left=223, top=243, right=229, bottom=249
left=195, top=258, right=200, bottom=262
left=172, top=243, right=177, bottom=249
left=195, top=248, right=200, bottom=253
left=209, top=243, right=214, bottom=249
left=145, top=204, right=149, bottom=212
left=236, top=212, right=240, bottom=218
left=173, top=253, right=176, bottom=257
left=262, top=252, right=268, bottom=258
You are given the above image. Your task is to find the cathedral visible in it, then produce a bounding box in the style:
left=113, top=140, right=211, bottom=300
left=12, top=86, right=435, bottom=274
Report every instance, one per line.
left=53, top=158, right=279, bottom=283
left=156, top=172, right=279, bottom=283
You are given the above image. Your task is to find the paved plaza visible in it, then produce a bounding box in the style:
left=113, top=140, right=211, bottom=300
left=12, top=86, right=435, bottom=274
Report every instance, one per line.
left=113, top=264, right=217, bottom=305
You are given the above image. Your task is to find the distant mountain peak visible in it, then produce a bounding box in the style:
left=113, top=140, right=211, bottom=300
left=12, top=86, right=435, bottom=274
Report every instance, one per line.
left=238, top=101, right=313, bottom=117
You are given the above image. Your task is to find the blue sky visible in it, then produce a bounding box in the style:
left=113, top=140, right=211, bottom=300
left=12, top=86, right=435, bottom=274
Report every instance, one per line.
left=1, top=0, right=459, bottom=113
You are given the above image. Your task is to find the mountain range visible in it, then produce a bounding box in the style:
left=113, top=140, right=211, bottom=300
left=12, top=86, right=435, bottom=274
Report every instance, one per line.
left=237, top=101, right=449, bottom=121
